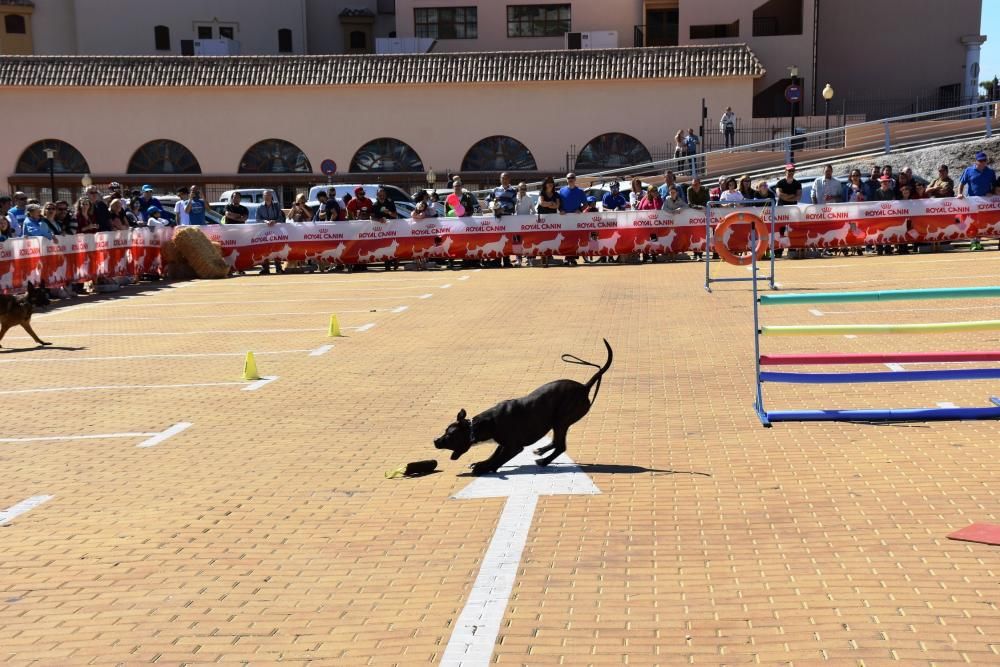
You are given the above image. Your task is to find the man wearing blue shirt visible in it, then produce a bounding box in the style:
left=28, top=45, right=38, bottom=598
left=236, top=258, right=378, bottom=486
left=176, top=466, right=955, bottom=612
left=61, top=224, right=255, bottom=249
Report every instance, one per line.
left=21, top=204, right=54, bottom=240
left=138, top=185, right=163, bottom=222
left=7, top=191, right=27, bottom=236
left=602, top=182, right=628, bottom=211
left=184, top=185, right=207, bottom=225
left=959, top=151, right=996, bottom=250
left=558, top=173, right=587, bottom=265
left=657, top=170, right=686, bottom=203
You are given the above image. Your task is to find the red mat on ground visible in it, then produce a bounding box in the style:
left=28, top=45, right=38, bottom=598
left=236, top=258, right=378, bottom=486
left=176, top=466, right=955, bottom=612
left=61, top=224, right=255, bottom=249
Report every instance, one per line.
left=946, top=523, right=1000, bottom=545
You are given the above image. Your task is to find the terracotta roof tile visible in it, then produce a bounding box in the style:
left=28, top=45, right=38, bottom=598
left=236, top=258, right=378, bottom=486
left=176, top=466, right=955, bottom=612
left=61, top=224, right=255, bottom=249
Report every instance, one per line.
left=0, top=45, right=764, bottom=87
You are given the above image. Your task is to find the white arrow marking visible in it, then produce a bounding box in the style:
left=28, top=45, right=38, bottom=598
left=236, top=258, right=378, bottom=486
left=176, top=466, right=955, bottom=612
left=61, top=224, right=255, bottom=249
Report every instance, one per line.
left=243, top=376, right=279, bottom=392
left=419, top=293, right=434, bottom=299
left=0, top=422, right=192, bottom=448
left=441, top=439, right=599, bottom=667
left=309, top=344, right=335, bottom=357
left=0, top=495, right=53, bottom=525
left=440, top=284, right=452, bottom=289
left=391, top=306, right=410, bottom=313
left=459, top=276, right=471, bottom=281
left=355, top=323, right=376, bottom=333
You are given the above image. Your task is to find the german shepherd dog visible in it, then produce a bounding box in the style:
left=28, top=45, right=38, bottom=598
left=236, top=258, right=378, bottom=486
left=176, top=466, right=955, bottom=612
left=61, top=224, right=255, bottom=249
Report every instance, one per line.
left=0, top=282, right=51, bottom=348
left=434, top=339, right=613, bottom=475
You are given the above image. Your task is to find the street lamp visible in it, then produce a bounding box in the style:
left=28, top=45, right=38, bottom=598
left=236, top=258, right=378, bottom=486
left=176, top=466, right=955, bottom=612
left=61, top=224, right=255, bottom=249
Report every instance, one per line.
left=787, top=65, right=800, bottom=162
left=426, top=169, right=436, bottom=190
left=822, top=84, right=835, bottom=148
left=81, top=173, right=92, bottom=188
left=43, top=147, right=56, bottom=201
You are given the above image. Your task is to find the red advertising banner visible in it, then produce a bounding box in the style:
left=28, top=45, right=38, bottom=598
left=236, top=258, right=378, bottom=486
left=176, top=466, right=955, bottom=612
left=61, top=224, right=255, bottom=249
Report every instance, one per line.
left=1, top=197, right=998, bottom=293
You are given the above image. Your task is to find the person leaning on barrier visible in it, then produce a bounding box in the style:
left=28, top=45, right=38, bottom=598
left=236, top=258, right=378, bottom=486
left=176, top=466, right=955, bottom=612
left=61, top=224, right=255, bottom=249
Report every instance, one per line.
left=514, top=182, right=535, bottom=215
left=602, top=182, right=628, bottom=212
left=21, top=203, right=53, bottom=240
left=487, top=172, right=518, bottom=217
left=661, top=186, right=686, bottom=213
left=225, top=192, right=249, bottom=225
left=256, top=191, right=285, bottom=275
left=811, top=164, right=844, bottom=204
left=926, top=165, right=955, bottom=198
left=774, top=164, right=802, bottom=205
left=686, top=177, right=709, bottom=209
left=845, top=169, right=866, bottom=202
left=628, top=177, right=645, bottom=209
left=658, top=170, right=686, bottom=203
left=958, top=151, right=996, bottom=250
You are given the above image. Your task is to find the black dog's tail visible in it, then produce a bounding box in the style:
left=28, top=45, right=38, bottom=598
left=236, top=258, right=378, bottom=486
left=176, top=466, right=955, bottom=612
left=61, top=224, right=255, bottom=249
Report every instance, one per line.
left=562, top=339, right=613, bottom=405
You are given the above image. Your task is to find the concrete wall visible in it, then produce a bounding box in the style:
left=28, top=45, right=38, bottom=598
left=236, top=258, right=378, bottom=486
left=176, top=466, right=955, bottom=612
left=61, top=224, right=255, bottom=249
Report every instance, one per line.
left=1, top=77, right=751, bottom=179
left=816, top=0, right=981, bottom=104
left=27, top=0, right=78, bottom=55
left=680, top=0, right=817, bottom=113
left=395, top=0, right=640, bottom=52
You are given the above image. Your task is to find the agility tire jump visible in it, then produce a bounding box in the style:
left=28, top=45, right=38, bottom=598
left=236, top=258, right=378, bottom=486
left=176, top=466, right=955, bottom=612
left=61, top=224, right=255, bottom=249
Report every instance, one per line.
left=749, top=282, right=1000, bottom=426
left=713, top=211, right=770, bottom=267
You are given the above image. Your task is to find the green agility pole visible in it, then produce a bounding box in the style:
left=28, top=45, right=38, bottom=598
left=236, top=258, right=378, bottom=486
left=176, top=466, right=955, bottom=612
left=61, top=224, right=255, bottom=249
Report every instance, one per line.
left=759, top=286, right=1000, bottom=306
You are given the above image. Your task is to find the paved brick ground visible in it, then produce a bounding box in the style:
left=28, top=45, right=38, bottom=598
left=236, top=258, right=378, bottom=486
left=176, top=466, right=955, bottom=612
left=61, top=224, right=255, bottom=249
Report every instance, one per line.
left=0, top=252, right=998, bottom=665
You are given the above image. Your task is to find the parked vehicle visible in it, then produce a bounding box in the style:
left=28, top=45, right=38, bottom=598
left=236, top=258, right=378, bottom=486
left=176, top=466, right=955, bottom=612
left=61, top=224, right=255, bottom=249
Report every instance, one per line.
left=307, top=184, right=411, bottom=209
left=216, top=188, right=280, bottom=207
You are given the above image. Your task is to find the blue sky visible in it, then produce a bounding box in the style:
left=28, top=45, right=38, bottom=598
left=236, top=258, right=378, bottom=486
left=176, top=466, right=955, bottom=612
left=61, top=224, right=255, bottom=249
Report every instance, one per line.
left=982, top=3, right=1000, bottom=82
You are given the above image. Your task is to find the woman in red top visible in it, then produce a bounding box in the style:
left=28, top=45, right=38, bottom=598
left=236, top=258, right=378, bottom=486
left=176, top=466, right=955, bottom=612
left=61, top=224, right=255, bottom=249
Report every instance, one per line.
left=637, top=185, right=662, bottom=210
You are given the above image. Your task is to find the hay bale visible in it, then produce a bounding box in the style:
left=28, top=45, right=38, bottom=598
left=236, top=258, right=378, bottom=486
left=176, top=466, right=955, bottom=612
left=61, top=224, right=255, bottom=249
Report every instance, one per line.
left=161, top=238, right=180, bottom=264
left=164, top=260, right=197, bottom=281
left=172, top=227, right=229, bottom=279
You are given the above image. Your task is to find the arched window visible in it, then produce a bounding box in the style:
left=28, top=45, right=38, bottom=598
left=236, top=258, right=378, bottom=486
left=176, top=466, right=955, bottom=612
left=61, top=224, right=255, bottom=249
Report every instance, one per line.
left=461, top=135, right=537, bottom=172
left=350, top=138, right=423, bottom=173
left=239, top=139, right=312, bottom=173
left=16, top=140, right=89, bottom=174
left=127, top=139, right=200, bottom=174
left=349, top=31, right=367, bottom=50
left=4, top=14, right=26, bottom=34
left=278, top=28, right=292, bottom=53
left=153, top=25, right=170, bottom=51
left=575, top=133, right=652, bottom=171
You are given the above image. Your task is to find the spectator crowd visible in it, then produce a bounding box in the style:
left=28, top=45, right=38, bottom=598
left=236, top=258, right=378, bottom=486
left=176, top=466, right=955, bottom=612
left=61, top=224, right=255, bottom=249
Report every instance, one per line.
left=2, top=151, right=997, bottom=285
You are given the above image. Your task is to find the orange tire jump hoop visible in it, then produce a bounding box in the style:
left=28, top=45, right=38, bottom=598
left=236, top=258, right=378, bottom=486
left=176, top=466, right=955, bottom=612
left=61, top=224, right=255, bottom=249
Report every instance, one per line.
left=713, top=211, right=770, bottom=266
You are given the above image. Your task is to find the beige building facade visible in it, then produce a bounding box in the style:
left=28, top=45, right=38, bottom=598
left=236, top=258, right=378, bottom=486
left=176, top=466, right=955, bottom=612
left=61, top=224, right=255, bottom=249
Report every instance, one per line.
left=395, top=0, right=985, bottom=115
left=1, top=0, right=397, bottom=56
left=0, top=46, right=759, bottom=200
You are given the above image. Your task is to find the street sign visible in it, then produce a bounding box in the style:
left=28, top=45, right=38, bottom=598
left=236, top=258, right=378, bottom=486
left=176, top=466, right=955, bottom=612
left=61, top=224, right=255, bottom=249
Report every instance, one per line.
left=441, top=439, right=600, bottom=666
left=785, top=84, right=802, bottom=104
left=320, top=159, right=337, bottom=175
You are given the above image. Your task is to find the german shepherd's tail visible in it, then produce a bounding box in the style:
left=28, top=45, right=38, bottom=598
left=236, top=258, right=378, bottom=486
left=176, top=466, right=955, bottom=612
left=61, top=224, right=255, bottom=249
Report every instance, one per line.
left=561, top=338, right=613, bottom=405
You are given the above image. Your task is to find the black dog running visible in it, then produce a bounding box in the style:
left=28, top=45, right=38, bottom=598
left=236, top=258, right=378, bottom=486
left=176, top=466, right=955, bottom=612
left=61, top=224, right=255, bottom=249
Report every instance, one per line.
left=434, top=339, right=613, bottom=476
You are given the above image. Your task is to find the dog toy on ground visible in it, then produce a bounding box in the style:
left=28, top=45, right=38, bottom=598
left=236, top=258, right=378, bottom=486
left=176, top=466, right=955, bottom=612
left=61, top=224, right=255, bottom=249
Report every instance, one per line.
left=385, top=460, right=439, bottom=479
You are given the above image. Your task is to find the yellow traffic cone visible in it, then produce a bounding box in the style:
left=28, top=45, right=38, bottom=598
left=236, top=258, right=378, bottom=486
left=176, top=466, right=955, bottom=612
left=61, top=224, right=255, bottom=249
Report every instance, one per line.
left=243, top=351, right=260, bottom=381
left=328, top=314, right=342, bottom=337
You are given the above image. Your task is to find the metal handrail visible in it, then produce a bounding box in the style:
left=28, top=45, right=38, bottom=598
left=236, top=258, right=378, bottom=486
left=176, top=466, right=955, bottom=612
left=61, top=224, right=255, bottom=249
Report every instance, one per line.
left=473, top=100, right=993, bottom=195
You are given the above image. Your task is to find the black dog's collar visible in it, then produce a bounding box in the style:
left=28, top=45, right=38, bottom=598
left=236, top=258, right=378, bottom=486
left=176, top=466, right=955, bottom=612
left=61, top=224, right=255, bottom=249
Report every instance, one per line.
left=468, top=418, right=476, bottom=444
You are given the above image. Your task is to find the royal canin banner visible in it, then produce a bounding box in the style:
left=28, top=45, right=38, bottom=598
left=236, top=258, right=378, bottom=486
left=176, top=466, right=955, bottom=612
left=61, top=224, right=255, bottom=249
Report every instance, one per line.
left=2, top=197, right=999, bottom=291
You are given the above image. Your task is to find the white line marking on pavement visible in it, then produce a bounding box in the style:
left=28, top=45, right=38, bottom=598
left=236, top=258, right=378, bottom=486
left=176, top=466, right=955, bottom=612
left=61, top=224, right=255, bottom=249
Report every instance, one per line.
left=137, top=422, right=193, bottom=448
left=243, top=376, right=279, bottom=391
left=440, top=284, right=452, bottom=289
left=885, top=363, right=905, bottom=372
left=0, top=495, right=53, bottom=526
left=937, top=402, right=958, bottom=409
left=6, top=328, right=330, bottom=341
left=795, top=274, right=998, bottom=287
left=0, top=350, right=314, bottom=365
left=0, top=381, right=254, bottom=396
left=391, top=305, right=410, bottom=313
left=110, top=296, right=418, bottom=308
left=38, top=310, right=395, bottom=324
left=844, top=335, right=858, bottom=339
left=442, top=442, right=599, bottom=667
left=809, top=309, right=824, bottom=317
left=459, top=276, right=471, bottom=281
left=309, top=344, right=335, bottom=357
left=419, top=293, right=434, bottom=299
left=819, top=304, right=995, bottom=315
left=355, top=323, right=376, bottom=333
left=0, top=422, right=192, bottom=448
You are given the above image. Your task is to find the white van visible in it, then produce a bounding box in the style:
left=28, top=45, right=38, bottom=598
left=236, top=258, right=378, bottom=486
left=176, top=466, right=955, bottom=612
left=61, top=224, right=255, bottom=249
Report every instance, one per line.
left=212, top=188, right=280, bottom=210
